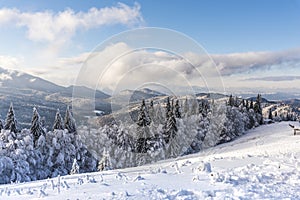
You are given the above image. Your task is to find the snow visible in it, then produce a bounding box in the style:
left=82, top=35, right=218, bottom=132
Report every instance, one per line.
left=1, top=121, right=300, bottom=199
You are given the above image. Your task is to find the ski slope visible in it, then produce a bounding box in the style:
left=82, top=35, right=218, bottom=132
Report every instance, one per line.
left=1, top=121, right=300, bottom=199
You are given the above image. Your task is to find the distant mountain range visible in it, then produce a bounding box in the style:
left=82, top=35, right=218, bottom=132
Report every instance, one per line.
left=0, top=67, right=111, bottom=129
left=0, top=67, right=299, bottom=129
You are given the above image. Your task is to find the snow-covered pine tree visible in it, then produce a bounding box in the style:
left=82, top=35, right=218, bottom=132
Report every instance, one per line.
left=30, top=107, right=45, bottom=148
left=228, top=95, right=234, bottom=107
left=136, top=99, right=151, bottom=127
left=64, top=106, right=76, bottom=134
left=250, top=100, right=254, bottom=109
left=165, top=97, right=171, bottom=119
left=97, top=149, right=111, bottom=171
left=148, top=99, right=155, bottom=122
left=246, top=100, right=250, bottom=110
left=53, top=109, right=64, bottom=130
left=136, top=99, right=152, bottom=153
left=254, top=94, right=263, bottom=124
left=174, top=100, right=181, bottom=118
left=268, top=109, right=273, bottom=120
left=164, top=110, right=177, bottom=143
left=4, top=103, right=18, bottom=134
left=70, top=159, right=79, bottom=174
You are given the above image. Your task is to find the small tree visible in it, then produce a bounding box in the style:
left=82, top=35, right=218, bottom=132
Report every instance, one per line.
left=30, top=107, right=45, bottom=147
left=228, top=95, right=234, bottom=107
left=165, top=97, right=171, bottom=119
left=97, top=150, right=111, bottom=171
left=70, top=159, right=79, bottom=175
left=4, top=103, right=17, bottom=134
left=268, top=109, right=273, bottom=120
left=164, top=111, right=177, bottom=143
left=64, top=106, right=76, bottom=133
left=136, top=99, right=152, bottom=153
left=174, top=100, right=181, bottom=118
left=53, top=109, right=64, bottom=130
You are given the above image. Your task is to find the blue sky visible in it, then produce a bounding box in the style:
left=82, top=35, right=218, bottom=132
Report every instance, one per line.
left=0, top=0, right=299, bottom=92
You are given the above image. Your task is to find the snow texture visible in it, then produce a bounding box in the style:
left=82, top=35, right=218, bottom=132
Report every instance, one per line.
left=1, top=122, right=300, bottom=199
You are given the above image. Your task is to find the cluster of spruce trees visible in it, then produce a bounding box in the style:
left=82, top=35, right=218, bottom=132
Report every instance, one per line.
left=0, top=104, right=97, bottom=184
left=94, top=94, right=266, bottom=169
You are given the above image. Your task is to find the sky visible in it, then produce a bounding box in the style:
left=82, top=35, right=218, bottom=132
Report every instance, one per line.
left=0, top=0, right=299, bottom=94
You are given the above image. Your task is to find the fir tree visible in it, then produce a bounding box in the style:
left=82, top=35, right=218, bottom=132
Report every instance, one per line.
left=64, top=106, right=76, bottom=133
left=4, top=103, right=17, bottom=134
left=250, top=100, right=254, bottom=109
left=234, top=96, right=239, bottom=107
left=254, top=94, right=263, bottom=124
left=70, top=159, right=80, bottom=174
left=268, top=109, right=273, bottom=120
left=30, top=107, right=45, bottom=147
left=164, top=111, right=177, bottom=143
left=174, top=100, right=181, bottom=118
left=53, top=109, right=64, bottom=130
left=136, top=99, right=151, bottom=153
left=136, top=99, right=151, bottom=127
left=246, top=100, right=249, bottom=110
left=97, top=150, right=111, bottom=171
left=165, top=97, right=171, bottom=119
left=228, top=95, right=234, bottom=107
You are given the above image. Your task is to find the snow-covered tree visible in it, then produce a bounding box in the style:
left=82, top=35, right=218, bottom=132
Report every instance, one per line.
left=164, top=111, right=177, bottom=144
left=70, top=159, right=79, bottom=174
left=174, top=100, right=181, bottom=118
left=136, top=99, right=152, bottom=153
left=53, top=109, right=64, bottom=130
left=97, top=149, right=111, bottom=171
left=254, top=94, right=263, bottom=124
left=268, top=109, right=273, bottom=120
left=165, top=97, right=171, bottom=119
left=30, top=107, right=45, bottom=148
left=4, top=103, right=18, bottom=134
left=64, top=106, right=76, bottom=133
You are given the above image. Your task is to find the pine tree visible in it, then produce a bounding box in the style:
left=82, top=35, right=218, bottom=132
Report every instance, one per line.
left=164, top=111, right=177, bottom=143
left=136, top=99, right=151, bottom=127
left=174, top=100, right=181, bottom=118
left=30, top=107, right=45, bottom=147
left=246, top=100, right=249, bottom=110
left=4, top=103, right=17, bottom=134
left=165, top=97, right=171, bottom=119
left=254, top=94, right=263, bottom=124
left=64, top=106, right=76, bottom=133
left=250, top=100, right=254, bottom=109
left=70, top=159, right=79, bottom=174
left=228, top=95, right=234, bottom=107
left=136, top=99, right=152, bottom=153
left=97, top=150, right=111, bottom=171
left=268, top=109, right=273, bottom=120
left=53, top=109, right=64, bottom=130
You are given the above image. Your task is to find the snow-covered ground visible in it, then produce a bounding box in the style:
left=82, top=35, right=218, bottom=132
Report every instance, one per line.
left=1, top=121, right=300, bottom=199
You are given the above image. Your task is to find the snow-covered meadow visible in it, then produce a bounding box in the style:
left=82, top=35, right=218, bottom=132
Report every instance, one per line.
left=1, top=121, right=300, bottom=199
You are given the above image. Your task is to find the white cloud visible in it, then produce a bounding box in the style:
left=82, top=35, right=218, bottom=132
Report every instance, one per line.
left=0, top=55, right=23, bottom=70
left=0, top=3, right=143, bottom=43
left=210, top=48, right=300, bottom=76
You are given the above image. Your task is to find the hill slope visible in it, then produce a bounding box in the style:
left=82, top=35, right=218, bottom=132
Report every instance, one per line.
left=1, top=121, right=300, bottom=199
